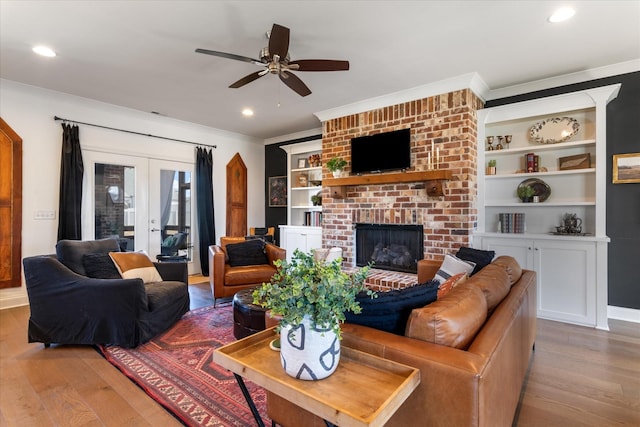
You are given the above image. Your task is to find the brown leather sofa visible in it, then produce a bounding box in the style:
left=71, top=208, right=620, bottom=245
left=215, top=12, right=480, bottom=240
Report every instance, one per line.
left=208, top=237, right=286, bottom=306
left=267, top=256, right=537, bottom=427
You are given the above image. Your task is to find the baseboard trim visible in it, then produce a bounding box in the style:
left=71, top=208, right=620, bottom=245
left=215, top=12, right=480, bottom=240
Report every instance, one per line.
left=0, top=294, right=29, bottom=310
left=608, top=305, right=640, bottom=323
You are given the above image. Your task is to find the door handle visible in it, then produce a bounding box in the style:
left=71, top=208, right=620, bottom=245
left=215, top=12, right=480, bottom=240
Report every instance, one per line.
left=151, top=228, right=161, bottom=232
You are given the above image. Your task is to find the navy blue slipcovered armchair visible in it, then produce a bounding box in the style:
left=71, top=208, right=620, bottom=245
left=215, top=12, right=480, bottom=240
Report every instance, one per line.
left=23, top=238, right=190, bottom=348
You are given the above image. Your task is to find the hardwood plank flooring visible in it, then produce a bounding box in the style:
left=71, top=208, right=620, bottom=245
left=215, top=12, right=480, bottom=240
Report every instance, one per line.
left=1, top=277, right=639, bottom=426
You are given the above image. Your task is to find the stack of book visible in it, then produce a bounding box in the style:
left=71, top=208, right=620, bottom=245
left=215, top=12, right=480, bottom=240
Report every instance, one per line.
left=304, top=211, right=322, bottom=227
left=498, top=213, right=526, bottom=233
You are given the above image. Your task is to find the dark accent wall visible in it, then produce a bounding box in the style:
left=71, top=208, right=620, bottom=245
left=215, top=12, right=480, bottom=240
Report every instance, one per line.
left=486, top=71, right=640, bottom=310
left=264, top=134, right=322, bottom=246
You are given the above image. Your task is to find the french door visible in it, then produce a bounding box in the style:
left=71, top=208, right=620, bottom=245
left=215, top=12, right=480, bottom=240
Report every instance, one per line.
left=82, top=150, right=196, bottom=273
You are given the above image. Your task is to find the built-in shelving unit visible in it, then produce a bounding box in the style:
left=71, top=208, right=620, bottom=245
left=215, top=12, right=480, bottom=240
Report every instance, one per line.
left=280, top=140, right=323, bottom=260
left=474, top=84, right=620, bottom=330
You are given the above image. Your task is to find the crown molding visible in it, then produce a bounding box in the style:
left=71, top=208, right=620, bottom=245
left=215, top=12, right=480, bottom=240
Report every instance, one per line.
left=264, top=127, right=323, bottom=145
left=486, top=59, right=640, bottom=100
left=314, top=72, right=489, bottom=122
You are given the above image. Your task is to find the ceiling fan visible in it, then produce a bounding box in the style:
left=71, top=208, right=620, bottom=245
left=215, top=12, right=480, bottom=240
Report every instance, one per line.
left=195, top=23, right=349, bottom=97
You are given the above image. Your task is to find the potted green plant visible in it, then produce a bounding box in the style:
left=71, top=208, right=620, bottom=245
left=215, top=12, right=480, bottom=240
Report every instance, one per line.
left=517, top=185, right=536, bottom=202
left=487, top=159, right=497, bottom=175
left=311, top=192, right=322, bottom=206
left=253, top=249, right=374, bottom=380
left=326, top=156, right=347, bottom=178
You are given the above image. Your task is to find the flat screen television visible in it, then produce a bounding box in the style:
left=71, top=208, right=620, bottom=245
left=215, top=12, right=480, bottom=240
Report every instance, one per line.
left=350, top=128, right=411, bottom=174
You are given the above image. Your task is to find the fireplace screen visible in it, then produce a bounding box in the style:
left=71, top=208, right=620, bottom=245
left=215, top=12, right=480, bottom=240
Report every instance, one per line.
left=355, top=224, right=424, bottom=274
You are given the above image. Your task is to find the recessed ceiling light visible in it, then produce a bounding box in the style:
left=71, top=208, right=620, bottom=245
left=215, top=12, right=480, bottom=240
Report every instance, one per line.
left=32, top=45, right=56, bottom=57
left=242, top=108, right=254, bottom=117
left=548, top=7, right=576, bottom=23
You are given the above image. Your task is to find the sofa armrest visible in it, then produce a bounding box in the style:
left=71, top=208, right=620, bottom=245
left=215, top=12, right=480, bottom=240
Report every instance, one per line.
left=208, top=245, right=227, bottom=298
left=154, top=261, right=188, bottom=284
left=265, top=243, right=286, bottom=265
left=417, top=259, right=440, bottom=283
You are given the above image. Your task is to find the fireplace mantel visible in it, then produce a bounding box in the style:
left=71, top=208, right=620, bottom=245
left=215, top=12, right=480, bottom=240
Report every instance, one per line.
left=325, top=170, right=452, bottom=198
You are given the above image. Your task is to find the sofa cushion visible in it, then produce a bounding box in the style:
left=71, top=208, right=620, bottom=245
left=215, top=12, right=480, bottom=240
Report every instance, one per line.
left=109, top=251, right=163, bottom=284
left=433, top=253, right=475, bottom=284
left=456, top=247, right=495, bottom=275
left=437, top=272, right=468, bottom=299
left=405, top=282, right=487, bottom=349
left=491, top=255, right=523, bottom=286
left=56, top=237, right=121, bottom=276
left=82, top=253, right=121, bottom=279
left=345, top=280, right=439, bottom=335
left=224, top=264, right=277, bottom=286
left=226, top=239, right=269, bottom=267
left=468, top=262, right=511, bottom=312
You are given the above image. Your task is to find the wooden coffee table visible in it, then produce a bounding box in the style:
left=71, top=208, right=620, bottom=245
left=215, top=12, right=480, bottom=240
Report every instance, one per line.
left=213, top=327, right=420, bottom=427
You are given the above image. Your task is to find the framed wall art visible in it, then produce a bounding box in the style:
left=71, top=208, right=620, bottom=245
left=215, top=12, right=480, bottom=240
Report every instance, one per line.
left=613, top=153, right=640, bottom=184
left=559, top=153, right=590, bottom=171
left=268, top=176, right=287, bottom=207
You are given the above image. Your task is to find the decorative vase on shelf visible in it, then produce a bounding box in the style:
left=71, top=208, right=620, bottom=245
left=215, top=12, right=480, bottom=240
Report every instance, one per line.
left=332, top=170, right=343, bottom=178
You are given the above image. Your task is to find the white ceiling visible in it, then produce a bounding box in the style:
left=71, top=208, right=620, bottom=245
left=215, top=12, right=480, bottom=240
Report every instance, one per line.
left=1, top=1, right=639, bottom=140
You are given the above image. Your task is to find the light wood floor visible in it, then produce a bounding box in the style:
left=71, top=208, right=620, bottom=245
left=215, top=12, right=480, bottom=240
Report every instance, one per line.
left=1, top=278, right=639, bottom=426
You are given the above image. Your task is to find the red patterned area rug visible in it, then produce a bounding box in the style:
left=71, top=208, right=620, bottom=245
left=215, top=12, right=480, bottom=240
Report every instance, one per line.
left=98, top=305, right=269, bottom=426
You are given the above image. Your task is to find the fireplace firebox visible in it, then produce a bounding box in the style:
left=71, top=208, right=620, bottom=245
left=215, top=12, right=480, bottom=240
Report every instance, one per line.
left=355, top=224, right=424, bottom=274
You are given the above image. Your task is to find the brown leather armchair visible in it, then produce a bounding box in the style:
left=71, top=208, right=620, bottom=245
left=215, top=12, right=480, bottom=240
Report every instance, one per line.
left=208, top=237, right=286, bottom=306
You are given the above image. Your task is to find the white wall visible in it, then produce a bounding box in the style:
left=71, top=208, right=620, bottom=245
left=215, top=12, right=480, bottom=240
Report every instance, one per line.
left=0, top=79, right=265, bottom=308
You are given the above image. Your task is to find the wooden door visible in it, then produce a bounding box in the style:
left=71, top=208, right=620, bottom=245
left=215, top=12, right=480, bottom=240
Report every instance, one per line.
left=0, top=118, right=22, bottom=288
left=226, top=153, right=247, bottom=237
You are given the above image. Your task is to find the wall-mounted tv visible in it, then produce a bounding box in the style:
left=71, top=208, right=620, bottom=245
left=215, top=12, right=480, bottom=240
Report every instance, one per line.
left=350, top=128, right=411, bottom=175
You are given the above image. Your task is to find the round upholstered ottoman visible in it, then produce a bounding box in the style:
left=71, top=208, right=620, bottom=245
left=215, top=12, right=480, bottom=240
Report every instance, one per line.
left=232, top=289, right=268, bottom=339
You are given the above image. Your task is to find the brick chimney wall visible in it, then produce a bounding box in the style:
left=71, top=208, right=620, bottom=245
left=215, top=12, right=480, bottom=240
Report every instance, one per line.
left=321, top=89, right=484, bottom=270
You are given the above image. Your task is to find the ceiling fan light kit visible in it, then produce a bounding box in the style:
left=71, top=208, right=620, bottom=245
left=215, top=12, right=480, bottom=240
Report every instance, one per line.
left=196, top=23, right=349, bottom=97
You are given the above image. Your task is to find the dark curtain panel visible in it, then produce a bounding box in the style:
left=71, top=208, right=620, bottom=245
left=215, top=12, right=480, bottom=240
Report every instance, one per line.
left=196, top=147, right=215, bottom=275
left=57, top=123, right=83, bottom=240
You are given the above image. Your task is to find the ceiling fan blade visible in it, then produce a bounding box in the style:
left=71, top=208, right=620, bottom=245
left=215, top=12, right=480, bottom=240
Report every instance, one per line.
left=289, top=59, right=350, bottom=71
left=269, top=24, right=290, bottom=59
left=279, top=71, right=311, bottom=97
left=229, top=71, right=264, bottom=88
left=195, top=48, right=264, bottom=66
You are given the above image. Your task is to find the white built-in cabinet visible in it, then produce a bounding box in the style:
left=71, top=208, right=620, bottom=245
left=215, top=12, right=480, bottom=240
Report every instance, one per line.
left=279, top=225, right=322, bottom=262
left=474, top=84, right=620, bottom=330
left=279, top=140, right=323, bottom=260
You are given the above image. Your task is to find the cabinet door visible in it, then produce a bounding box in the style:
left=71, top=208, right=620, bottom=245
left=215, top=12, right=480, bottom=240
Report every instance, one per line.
left=480, top=237, right=534, bottom=270
left=305, top=229, right=322, bottom=252
left=534, top=240, right=596, bottom=326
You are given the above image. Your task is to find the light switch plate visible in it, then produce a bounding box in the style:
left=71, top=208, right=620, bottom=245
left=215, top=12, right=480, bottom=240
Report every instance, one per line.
left=34, top=210, right=56, bottom=220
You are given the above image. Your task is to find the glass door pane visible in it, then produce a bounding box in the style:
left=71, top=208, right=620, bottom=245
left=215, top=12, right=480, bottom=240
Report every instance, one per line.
left=157, top=169, right=192, bottom=260
left=94, top=163, right=136, bottom=250
left=149, top=159, right=194, bottom=272
left=82, top=151, right=149, bottom=251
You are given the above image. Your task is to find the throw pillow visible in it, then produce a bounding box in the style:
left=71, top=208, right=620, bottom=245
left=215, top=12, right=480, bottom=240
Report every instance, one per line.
left=226, top=239, right=269, bottom=267
left=109, top=251, right=163, bottom=284
left=437, top=272, right=468, bottom=299
left=82, top=253, right=121, bottom=279
left=344, top=280, right=439, bottom=335
left=456, top=247, right=496, bottom=275
left=433, top=254, right=475, bottom=284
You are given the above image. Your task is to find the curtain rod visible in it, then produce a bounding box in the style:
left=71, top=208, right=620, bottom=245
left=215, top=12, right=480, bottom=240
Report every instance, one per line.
left=53, top=116, right=216, bottom=148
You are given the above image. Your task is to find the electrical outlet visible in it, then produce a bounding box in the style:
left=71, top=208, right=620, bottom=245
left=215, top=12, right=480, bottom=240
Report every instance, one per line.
left=34, top=210, right=56, bottom=220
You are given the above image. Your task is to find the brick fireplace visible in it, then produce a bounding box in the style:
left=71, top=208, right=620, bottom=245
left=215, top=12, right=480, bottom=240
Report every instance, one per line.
left=320, top=89, right=483, bottom=289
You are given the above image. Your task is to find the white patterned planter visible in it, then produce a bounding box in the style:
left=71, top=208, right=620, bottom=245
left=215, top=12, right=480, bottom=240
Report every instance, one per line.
left=279, top=316, right=340, bottom=380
